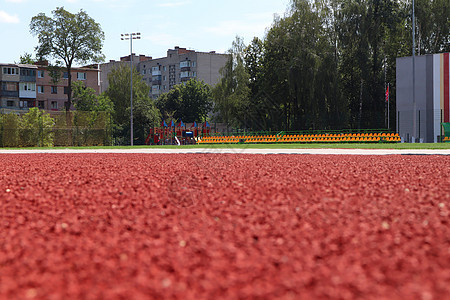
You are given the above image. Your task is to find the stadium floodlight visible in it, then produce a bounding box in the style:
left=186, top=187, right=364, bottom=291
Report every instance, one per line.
left=120, top=32, right=141, bottom=146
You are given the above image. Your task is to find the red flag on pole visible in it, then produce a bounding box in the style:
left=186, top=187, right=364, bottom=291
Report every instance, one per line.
left=385, top=84, right=389, bottom=103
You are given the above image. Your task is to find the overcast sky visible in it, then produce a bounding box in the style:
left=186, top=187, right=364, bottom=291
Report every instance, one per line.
left=0, top=0, right=290, bottom=65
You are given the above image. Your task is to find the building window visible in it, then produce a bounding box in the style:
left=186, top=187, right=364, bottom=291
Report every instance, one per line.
left=37, top=86, right=44, bottom=93
left=20, top=69, right=36, bottom=77
left=7, top=100, right=14, bottom=107
left=20, top=83, right=36, bottom=91
left=142, top=70, right=146, bottom=75
left=192, top=61, right=196, bottom=67
left=63, top=72, right=69, bottom=79
left=163, top=66, right=167, bottom=71
left=3, top=67, right=18, bottom=75
left=51, top=86, right=58, bottom=94
left=64, top=86, right=69, bottom=94
left=51, top=101, right=58, bottom=110
left=77, top=72, right=86, bottom=80
left=38, top=101, right=45, bottom=109
left=38, top=70, right=44, bottom=78
left=163, top=85, right=166, bottom=90
left=163, top=75, right=166, bottom=81
left=180, top=61, right=190, bottom=68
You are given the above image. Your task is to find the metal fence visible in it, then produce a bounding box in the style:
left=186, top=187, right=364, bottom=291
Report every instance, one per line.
left=0, top=110, right=112, bottom=147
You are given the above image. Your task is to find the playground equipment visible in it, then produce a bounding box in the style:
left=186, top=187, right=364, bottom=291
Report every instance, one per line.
left=145, top=121, right=211, bottom=145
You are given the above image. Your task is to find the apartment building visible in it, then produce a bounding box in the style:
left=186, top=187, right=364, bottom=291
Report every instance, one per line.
left=35, top=62, right=100, bottom=111
left=0, top=62, right=100, bottom=111
left=99, top=54, right=152, bottom=93
left=19, top=64, right=37, bottom=109
left=0, top=64, right=21, bottom=110
left=100, top=47, right=228, bottom=98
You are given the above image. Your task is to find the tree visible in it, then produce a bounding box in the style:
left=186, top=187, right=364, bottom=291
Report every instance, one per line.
left=30, top=7, right=105, bottom=111
left=17, top=53, right=36, bottom=64
left=72, top=81, right=114, bottom=113
left=415, top=0, right=450, bottom=54
left=156, top=79, right=213, bottom=123
left=212, top=36, right=250, bottom=130
left=19, top=108, right=55, bottom=147
left=105, top=64, right=160, bottom=145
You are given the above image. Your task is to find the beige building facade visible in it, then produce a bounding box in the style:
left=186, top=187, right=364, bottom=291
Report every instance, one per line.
left=0, top=62, right=100, bottom=111
left=35, top=62, right=100, bottom=111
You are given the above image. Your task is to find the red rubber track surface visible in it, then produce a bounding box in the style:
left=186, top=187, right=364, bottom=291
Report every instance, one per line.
left=0, top=154, right=449, bottom=299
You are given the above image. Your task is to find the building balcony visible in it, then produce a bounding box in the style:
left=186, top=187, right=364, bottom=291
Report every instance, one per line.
left=152, top=80, right=162, bottom=86
left=20, top=75, right=36, bottom=82
left=152, top=70, right=161, bottom=76
left=19, top=90, right=37, bottom=99
left=180, top=71, right=190, bottom=78
left=180, top=61, right=190, bottom=68
left=152, top=85, right=162, bottom=95
left=0, top=90, right=19, bottom=97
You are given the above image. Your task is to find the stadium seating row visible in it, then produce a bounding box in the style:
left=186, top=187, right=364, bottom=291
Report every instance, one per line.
left=197, top=132, right=401, bottom=144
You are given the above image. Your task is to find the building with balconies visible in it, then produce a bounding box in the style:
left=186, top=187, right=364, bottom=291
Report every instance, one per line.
left=0, top=64, right=20, bottom=110
left=100, top=47, right=228, bottom=99
left=35, top=62, right=100, bottom=110
left=18, top=64, right=37, bottom=109
left=99, top=54, right=152, bottom=93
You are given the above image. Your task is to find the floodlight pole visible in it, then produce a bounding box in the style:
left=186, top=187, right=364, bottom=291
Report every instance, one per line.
left=121, top=32, right=141, bottom=146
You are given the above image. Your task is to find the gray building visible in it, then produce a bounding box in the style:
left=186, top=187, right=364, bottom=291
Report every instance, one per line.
left=99, top=54, right=151, bottom=93
left=100, top=47, right=228, bottom=98
left=396, top=52, right=449, bottom=142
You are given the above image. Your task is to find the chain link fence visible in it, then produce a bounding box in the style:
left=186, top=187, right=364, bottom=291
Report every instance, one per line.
left=0, top=109, right=112, bottom=147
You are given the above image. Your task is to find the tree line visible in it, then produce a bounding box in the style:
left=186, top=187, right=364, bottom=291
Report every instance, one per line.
left=212, top=0, right=449, bottom=131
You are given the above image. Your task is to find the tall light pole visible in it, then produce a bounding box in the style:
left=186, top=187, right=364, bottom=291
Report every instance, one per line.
left=121, top=32, right=141, bottom=146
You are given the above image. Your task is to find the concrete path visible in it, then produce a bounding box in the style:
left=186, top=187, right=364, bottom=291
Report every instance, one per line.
left=0, top=148, right=449, bottom=155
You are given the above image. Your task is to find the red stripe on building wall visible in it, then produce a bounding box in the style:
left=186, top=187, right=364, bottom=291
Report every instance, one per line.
left=444, top=53, right=449, bottom=122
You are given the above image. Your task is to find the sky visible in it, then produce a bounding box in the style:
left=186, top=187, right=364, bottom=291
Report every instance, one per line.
left=0, top=0, right=290, bottom=66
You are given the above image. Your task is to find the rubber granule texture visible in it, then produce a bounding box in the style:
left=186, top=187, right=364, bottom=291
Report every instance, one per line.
left=0, top=154, right=449, bottom=299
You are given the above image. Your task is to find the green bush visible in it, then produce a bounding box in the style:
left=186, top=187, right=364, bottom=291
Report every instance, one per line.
left=1, top=113, right=20, bottom=147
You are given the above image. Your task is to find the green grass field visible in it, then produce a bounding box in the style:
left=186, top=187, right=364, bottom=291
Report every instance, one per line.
left=6, top=142, right=449, bottom=150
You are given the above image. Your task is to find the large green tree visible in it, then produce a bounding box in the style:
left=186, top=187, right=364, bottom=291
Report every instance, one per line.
left=414, top=0, right=450, bottom=54
left=212, top=36, right=251, bottom=130
left=105, top=64, right=160, bottom=145
left=156, top=78, right=213, bottom=123
left=261, top=0, right=342, bottom=131
left=72, top=81, right=114, bottom=113
left=30, top=7, right=105, bottom=111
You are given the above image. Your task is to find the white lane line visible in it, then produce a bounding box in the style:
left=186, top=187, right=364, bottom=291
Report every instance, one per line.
left=0, top=148, right=449, bottom=155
